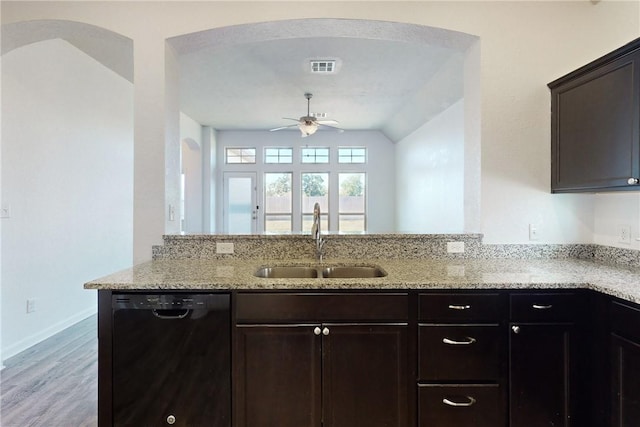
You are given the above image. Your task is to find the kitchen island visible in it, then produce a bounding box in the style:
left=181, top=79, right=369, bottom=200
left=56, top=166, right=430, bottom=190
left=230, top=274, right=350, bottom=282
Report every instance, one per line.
left=86, top=235, right=640, bottom=427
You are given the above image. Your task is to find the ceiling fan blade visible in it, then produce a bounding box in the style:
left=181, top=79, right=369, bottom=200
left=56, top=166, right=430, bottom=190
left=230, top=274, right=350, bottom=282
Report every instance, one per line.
left=283, top=117, right=301, bottom=122
left=269, top=124, right=298, bottom=132
left=317, top=123, right=345, bottom=133
left=316, top=119, right=339, bottom=125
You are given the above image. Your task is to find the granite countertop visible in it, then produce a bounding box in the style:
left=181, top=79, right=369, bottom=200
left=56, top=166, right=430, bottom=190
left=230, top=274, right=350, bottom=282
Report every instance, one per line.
left=84, top=257, right=640, bottom=305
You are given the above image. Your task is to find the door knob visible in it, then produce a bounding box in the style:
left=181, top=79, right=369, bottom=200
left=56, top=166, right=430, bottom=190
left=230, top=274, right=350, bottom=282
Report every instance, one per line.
left=512, top=325, right=521, bottom=334
left=322, top=327, right=330, bottom=336
left=314, top=327, right=322, bottom=336
left=628, top=178, right=639, bottom=185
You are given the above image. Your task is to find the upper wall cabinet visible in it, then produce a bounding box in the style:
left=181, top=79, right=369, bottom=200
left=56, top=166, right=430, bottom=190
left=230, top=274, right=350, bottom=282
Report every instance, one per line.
left=549, top=38, right=640, bottom=193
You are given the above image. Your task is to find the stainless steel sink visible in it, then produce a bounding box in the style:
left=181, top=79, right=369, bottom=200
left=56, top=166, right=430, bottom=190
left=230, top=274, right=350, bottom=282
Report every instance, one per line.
left=254, top=265, right=387, bottom=279
left=254, top=266, right=319, bottom=278
left=321, top=266, right=387, bottom=278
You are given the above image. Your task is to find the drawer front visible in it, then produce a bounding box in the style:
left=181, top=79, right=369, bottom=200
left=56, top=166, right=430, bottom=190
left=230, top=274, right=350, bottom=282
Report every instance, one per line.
left=510, top=292, right=581, bottom=322
left=611, top=300, right=640, bottom=342
left=419, top=384, right=503, bottom=427
left=419, top=325, right=503, bottom=381
left=419, top=293, right=505, bottom=322
left=235, top=292, right=408, bottom=323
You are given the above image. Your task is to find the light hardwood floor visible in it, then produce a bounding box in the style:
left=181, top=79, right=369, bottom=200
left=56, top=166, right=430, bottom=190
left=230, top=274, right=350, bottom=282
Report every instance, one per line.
left=1, top=315, right=98, bottom=427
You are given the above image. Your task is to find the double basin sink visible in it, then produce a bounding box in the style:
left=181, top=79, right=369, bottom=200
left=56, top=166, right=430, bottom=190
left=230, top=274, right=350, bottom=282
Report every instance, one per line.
left=255, top=265, right=387, bottom=279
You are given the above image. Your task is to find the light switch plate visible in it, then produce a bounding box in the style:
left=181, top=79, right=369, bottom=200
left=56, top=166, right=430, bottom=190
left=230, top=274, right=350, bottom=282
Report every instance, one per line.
left=1, top=204, right=11, bottom=219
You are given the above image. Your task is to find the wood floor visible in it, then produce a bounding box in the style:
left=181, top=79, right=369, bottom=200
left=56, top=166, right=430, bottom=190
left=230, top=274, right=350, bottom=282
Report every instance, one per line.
left=1, top=315, right=98, bottom=427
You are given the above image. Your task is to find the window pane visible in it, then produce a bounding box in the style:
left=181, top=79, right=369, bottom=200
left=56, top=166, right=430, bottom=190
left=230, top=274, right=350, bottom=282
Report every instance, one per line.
left=301, top=173, right=329, bottom=213
left=265, top=173, right=292, bottom=214
left=226, top=147, right=256, bottom=164
left=338, top=147, right=366, bottom=164
left=339, top=173, right=366, bottom=213
left=339, top=215, right=365, bottom=234
left=265, top=147, right=293, bottom=164
left=301, top=147, right=329, bottom=164
left=265, top=215, right=292, bottom=234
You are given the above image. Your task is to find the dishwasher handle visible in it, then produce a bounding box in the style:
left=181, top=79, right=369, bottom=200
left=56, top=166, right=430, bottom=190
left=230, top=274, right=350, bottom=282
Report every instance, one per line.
left=152, top=309, right=190, bottom=319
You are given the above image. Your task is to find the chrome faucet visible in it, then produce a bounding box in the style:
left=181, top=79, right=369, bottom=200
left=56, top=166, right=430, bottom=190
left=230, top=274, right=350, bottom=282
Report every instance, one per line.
left=311, top=202, right=325, bottom=262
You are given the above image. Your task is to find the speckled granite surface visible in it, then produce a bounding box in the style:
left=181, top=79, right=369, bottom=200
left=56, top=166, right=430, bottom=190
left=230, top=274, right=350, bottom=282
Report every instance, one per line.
left=85, top=257, right=640, bottom=305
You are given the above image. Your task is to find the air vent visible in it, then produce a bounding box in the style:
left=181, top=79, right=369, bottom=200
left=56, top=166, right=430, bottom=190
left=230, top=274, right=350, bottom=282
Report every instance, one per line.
left=310, top=60, right=336, bottom=73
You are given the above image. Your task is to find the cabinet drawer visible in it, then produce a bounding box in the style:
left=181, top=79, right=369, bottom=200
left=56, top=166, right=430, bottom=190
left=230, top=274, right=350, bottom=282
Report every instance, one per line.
left=418, top=325, right=503, bottom=381
left=419, top=293, right=505, bottom=322
left=235, top=292, right=408, bottom=322
left=418, top=384, right=503, bottom=427
left=611, top=300, right=640, bottom=342
left=510, top=292, right=581, bottom=322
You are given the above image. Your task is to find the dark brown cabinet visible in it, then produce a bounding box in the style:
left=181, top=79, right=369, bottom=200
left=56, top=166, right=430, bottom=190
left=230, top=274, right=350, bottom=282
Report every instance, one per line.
left=417, top=292, right=507, bottom=427
left=234, top=292, right=409, bottom=427
left=509, top=292, right=584, bottom=427
left=549, top=38, right=640, bottom=193
left=610, top=301, right=640, bottom=427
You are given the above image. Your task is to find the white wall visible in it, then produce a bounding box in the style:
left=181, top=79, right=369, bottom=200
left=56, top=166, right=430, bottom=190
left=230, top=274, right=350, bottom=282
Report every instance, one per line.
left=216, top=130, right=395, bottom=233
left=594, top=193, right=640, bottom=250
left=1, top=39, right=133, bottom=359
left=180, top=112, right=204, bottom=233
left=396, top=99, right=464, bottom=233
left=1, top=1, right=639, bottom=249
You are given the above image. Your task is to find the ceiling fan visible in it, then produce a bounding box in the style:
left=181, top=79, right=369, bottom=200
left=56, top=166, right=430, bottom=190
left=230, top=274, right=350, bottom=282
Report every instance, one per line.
left=270, top=93, right=344, bottom=137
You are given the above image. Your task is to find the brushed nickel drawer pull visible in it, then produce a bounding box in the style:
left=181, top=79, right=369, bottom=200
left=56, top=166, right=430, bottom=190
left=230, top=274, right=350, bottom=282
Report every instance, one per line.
left=448, top=304, right=471, bottom=310
left=443, top=337, right=477, bottom=345
left=532, top=304, right=553, bottom=310
left=443, top=396, right=477, bottom=407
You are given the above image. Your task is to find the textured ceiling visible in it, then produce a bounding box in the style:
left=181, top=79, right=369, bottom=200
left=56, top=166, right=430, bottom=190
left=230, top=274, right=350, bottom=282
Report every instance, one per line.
left=172, top=19, right=475, bottom=142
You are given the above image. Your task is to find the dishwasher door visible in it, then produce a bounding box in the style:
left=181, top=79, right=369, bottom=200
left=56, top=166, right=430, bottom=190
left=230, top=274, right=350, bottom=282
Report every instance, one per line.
left=112, top=293, right=230, bottom=427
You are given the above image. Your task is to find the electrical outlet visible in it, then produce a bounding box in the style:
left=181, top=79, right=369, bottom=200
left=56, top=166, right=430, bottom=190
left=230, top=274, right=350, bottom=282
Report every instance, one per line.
left=618, top=225, right=632, bottom=244
left=447, top=241, right=465, bottom=254
left=216, top=242, right=235, bottom=254
left=26, top=299, right=36, bottom=313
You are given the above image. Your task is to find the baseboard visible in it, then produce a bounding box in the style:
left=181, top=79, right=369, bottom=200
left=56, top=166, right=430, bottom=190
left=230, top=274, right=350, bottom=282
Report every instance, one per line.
left=1, top=306, right=97, bottom=363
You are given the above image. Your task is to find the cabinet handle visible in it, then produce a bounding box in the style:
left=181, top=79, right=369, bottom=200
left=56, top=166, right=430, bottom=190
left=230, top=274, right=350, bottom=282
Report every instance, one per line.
left=448, top=304, right=471, bottom=310
left=322, top=327, right=330, bottom=336
left=442, top=396, right=477, bottom=407
left=443, top=337, right=476, bottom=345
left=314, top=327, right=322, bottom=336
left=628, top=178, right=640, bottom=185
left=532, top=304, right=553, bottom=310
left=166, top=415, right=176, bottom=425
left=512, top=325, right=521, bottom=334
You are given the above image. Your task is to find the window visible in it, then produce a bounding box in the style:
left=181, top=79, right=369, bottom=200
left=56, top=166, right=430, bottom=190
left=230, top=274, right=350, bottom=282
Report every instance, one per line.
left=339, top=173, right=366, bottom=233
left=265, top=147, right=293, bottom=164
left=225, top=147, right=256, bottom=164
left=301, top=173, right=329, bottom=233
left=264, top=173, right=292, bottom=233
left=301, top=147, right=330, bottom=164
left=338, top=147, right=366, bottom=164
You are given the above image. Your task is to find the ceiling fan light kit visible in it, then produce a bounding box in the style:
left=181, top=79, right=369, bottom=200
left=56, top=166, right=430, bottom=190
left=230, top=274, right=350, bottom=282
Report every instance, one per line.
left=270, top=93, right=344, bottom=138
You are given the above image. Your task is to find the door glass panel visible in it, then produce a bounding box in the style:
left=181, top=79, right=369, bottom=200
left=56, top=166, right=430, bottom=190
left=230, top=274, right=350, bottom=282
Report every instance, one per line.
left=223, top=173, right=256, bottom=234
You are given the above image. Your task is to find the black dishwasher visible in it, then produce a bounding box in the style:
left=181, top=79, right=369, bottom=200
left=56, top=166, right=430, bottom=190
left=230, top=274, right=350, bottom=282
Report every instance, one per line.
left=112, top=293, right=230, bottom=427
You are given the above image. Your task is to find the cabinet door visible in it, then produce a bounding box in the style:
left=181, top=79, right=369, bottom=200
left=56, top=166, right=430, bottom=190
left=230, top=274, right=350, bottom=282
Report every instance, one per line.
left=611, top=334, right=640, bottom=427
left=322, top=324, right=408, bottom=427
left=509, top=323, right=575, bottom=427
left=234, top=325, right=322, bottom=427
left=550, top=48, right=640, bottom=192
